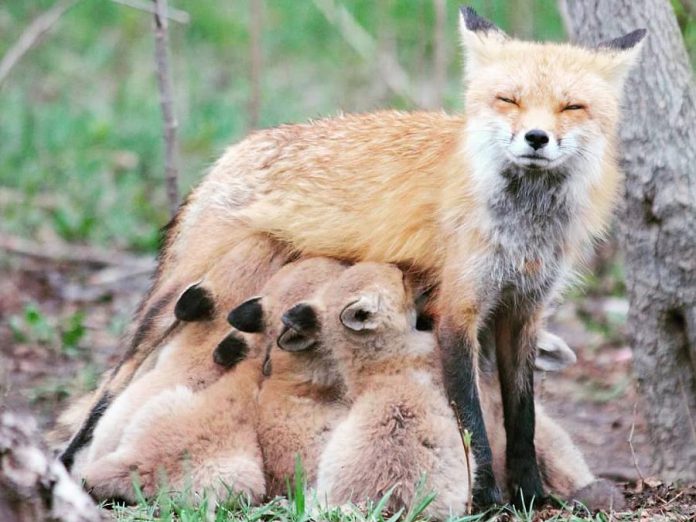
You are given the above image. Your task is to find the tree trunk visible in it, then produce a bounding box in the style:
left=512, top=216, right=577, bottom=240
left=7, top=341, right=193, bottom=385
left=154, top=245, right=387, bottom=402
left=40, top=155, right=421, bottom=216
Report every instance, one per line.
left=561, top=0, right=696, bottom=481
left=0, top=409, right=101, bottom=522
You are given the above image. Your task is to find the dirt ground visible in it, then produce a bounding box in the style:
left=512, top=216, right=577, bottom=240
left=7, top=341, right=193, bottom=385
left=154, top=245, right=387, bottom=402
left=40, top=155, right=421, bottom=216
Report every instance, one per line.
left=0, top=251, right=694, bottom=520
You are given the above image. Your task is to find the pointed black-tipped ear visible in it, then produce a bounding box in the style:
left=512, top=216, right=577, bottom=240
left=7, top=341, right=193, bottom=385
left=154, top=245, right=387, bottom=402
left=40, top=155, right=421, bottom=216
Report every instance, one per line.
left=277, top=327, right=317, bottom=352
left=227, top=297, right=264, bottom=333
left=277, top=303, right=319, bottom=352
left=213, top=332, right=249, bottom=369
left=535, top=330, right=577, bottom=372
left=175, top=283, right=215, bottom=321
left=459, top=6, right=500, bottom=34
left=340, top=294, right=380, bottom=332
left=596, top=28, right=647, bottom=85
left=458, top=5, right=507, bottom=77
left=282, top=303, right=320, bottom=333
left=599, top=28, right=647, bottom=51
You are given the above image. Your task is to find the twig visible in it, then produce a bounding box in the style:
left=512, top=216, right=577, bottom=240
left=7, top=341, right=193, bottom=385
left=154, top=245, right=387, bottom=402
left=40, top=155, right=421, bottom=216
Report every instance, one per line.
left=247, top=0, right=263, bottom=130
left=628, top=402, right=645, bottom=483
left=111, top=0, right=189, bottom=24
left=152, top=0, right=181, bottom=217
left=0, top=187, right=60, bottom=209
left=311, top=0, right=419, bottom=106
left=0, top=0, right=79, bottom=89
left=451, top=400, right=474, bottom=514
left=678, top=0, right=696, bottom=19
left=0, top=233, right=154, bottom=270
left=430, top=0, right=446, bottom=109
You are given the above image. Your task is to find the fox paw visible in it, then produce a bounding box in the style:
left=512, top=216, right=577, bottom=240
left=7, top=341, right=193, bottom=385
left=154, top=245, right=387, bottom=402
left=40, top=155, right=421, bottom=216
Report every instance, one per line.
left=571, top=479, right=626, bottom=512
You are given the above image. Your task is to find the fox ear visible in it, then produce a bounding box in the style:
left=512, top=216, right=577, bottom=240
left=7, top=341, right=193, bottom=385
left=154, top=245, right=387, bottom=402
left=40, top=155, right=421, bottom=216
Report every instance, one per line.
left=458, top=5, right=508, bottom=77
left=340, top=294, right=381, bottom=332
left=213, top=332, right=249, bottom=369
left=534, top=331, right=577, bottom=372
left=227, top=297, right=264, bottom=333
left=278, top=303, right=319, bottom=352
left=597, top=29, right=647, bottom=85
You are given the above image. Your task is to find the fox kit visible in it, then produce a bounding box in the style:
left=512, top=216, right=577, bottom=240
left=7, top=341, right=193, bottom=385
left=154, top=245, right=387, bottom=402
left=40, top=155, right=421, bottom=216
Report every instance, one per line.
left=225, top=257, right=350, bottom=497
left=65, top=6, right=645, bottom=507
left=298, top=262, right=473, bottom=518
left=82, top=330, right=266, bottom=504
left=61, top=236, right=289, bottom=472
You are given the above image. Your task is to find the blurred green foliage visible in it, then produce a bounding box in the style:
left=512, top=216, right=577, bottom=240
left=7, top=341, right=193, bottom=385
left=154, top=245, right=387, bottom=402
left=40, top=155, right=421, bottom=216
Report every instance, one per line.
left=9, top=301, right=86, bottom=356
left=0, top=1, right=693, bottom=252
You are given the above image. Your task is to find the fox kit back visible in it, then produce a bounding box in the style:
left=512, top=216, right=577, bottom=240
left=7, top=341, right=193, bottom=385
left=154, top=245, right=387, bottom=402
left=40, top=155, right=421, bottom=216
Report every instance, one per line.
left=69, top=5, right=646, bottom=507
left=306, top=263, right=473, bottom=519
left=82, top=330, right=266, bottom=504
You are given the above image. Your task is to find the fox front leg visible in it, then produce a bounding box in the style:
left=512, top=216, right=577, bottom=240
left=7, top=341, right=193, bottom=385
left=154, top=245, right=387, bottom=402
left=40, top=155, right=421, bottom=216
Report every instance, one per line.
left=438, top=317, right=502, bottom=508
left=494, top=305, right=546, bottom=509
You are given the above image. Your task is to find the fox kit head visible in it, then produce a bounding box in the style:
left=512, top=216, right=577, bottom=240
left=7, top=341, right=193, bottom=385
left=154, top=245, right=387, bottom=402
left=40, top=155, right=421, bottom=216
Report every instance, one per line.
left=284, top=263, right=434, bottom=386
left=459, top=6, right=645, bottom=178
left=225, top=257, right=347, bottom=382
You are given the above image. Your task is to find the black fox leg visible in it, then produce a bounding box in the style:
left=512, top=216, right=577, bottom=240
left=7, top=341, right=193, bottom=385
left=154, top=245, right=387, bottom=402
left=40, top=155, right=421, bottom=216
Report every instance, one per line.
left=439, top=319, right=502, bottom=508
left=494, top=309, right=545, bottom=509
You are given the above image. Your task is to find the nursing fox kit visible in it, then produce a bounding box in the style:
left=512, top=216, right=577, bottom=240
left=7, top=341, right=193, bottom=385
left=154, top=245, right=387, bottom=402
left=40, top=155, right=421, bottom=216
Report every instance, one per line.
left=62, top=5, right=645, bottom=508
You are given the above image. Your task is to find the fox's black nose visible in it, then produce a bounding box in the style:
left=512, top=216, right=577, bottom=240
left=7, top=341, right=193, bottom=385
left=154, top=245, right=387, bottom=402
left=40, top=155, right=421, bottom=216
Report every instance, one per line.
left=525, top=129, right=549, bottom=150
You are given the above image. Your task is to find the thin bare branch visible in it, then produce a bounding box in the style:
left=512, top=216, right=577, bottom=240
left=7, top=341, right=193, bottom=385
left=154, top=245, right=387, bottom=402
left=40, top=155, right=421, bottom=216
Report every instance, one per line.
left=111, top=0, right=190, bottom=24
left=247, top=0, right=263, bottom=130
left=312, top=0, right=419, bottom=106
left=678, top=0, right=696, bottom=19
left=509, top=0, right=534, bottom=39
left=152, top=0, right=181, bottom=216
left=0, top=233, right=154, bottom=270
left=628, top=402, right=645, bottom=483
left=430, top=0, right=447, bottom=108
left=0, top=0, right=79, bottom=89
left=0, top=187, right=60, bottom=209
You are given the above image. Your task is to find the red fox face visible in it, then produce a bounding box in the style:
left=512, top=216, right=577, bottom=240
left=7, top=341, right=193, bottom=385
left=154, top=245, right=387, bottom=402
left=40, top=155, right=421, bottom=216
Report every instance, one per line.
left=459, top=7, right=645, bottom=174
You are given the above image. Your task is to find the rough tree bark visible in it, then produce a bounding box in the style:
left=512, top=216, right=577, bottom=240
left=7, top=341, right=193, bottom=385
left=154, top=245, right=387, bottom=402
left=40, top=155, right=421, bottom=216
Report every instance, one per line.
left=562, top=0, right=696, bottom=481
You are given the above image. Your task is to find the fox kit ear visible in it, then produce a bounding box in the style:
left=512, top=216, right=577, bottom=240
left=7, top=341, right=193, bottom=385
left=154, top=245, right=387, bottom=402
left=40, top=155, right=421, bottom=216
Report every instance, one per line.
left=597, top=29, right=647, bottom=85
left=340, top=294, right=381, bottom=332
left=535, top=330, right=577, bottom=372
left=227, top=297, right=264, bottom=333
left=458, top=5, right=507, bottom=77
left=278, top=303, right=319, bottom=352
left=213, top=332, right=249, bottom=369
left=175, top=283, right=215, bottom=321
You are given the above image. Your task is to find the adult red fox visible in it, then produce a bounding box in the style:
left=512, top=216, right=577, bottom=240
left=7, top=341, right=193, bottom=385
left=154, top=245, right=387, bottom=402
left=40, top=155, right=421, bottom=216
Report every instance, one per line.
left=62, top=6, right=645, bottom=508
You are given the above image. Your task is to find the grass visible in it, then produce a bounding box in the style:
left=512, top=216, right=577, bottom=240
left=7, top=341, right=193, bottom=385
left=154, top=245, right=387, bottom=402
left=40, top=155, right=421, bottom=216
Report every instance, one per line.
left=99, top=458, right=634, bottom=522
left=104, top=484, right=628, bottom=522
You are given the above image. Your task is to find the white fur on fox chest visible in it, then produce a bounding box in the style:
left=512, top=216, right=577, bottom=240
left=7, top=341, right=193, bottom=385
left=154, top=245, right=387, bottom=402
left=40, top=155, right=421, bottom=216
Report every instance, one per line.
left=467, top=150, right=598, bottom=304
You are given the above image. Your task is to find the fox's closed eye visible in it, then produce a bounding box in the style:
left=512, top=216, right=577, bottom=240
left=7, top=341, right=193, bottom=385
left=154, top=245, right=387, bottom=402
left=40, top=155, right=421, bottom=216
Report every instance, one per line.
left=562, top=104, right=585, bottom=111
left=496, top=96, right=518, bottom=105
